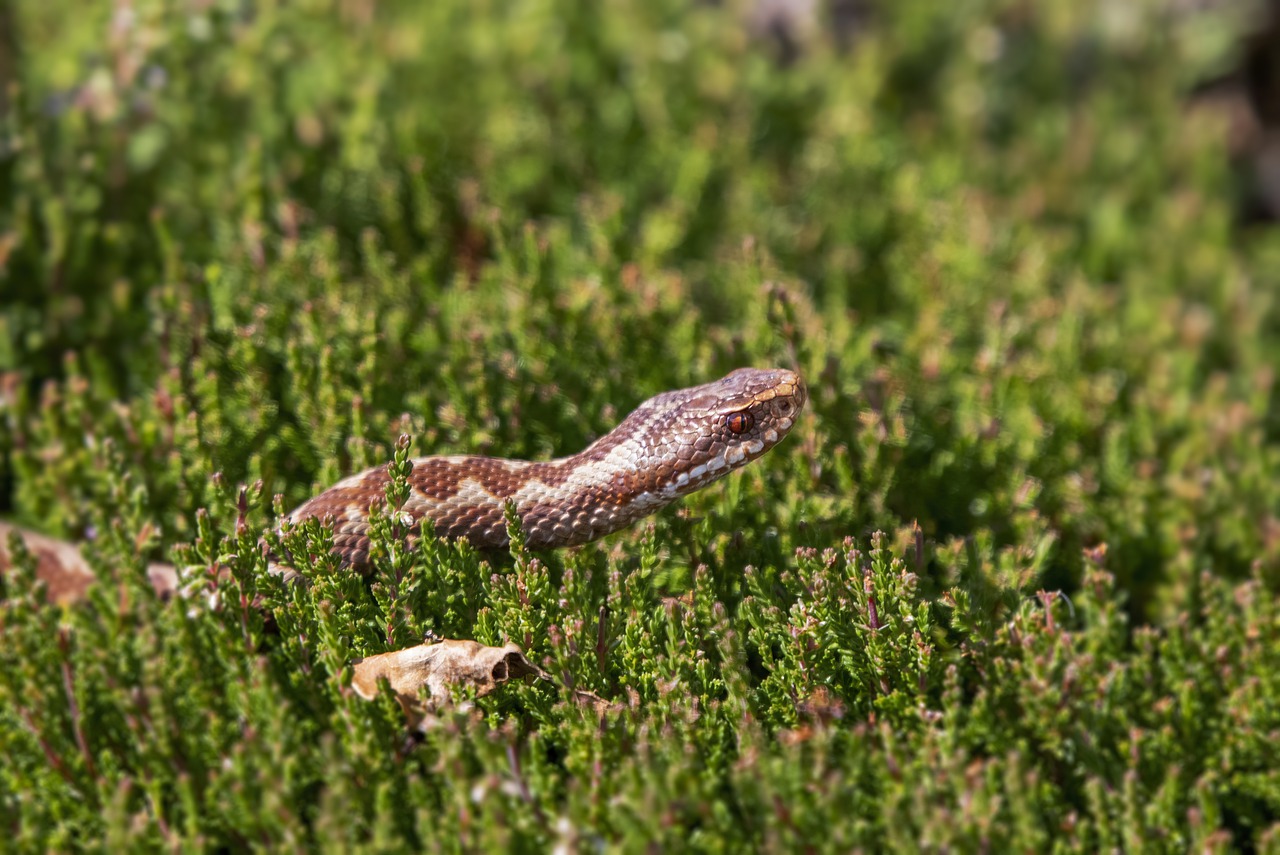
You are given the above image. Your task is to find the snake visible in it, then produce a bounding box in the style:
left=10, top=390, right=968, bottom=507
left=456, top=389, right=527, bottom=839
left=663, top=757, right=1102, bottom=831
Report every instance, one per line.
left=1, top=367, right=806, bottom=602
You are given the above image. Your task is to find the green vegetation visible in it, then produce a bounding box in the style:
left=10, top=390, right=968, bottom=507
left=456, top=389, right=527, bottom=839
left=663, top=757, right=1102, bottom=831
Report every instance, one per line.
left=3, top=0, right=1280, bottom=849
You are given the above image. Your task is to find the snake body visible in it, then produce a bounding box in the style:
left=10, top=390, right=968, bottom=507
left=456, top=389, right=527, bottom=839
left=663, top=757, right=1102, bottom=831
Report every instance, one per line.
left=286, top=367, right=806, bottom=569
left=2, top=368, right=806, bottom=600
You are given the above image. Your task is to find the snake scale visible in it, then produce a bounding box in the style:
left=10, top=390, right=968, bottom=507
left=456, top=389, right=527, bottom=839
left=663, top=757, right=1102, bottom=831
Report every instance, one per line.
left=1, top=368, right=806, bottom=602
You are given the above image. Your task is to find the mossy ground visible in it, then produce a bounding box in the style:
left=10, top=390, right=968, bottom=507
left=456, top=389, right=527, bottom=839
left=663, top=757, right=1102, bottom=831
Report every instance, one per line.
left=3, top=0, right=1280, bottom=850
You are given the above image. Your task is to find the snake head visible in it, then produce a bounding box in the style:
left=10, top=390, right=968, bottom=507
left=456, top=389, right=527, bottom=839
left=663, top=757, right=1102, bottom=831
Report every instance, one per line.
left=626, top=366, right=808, bottom=497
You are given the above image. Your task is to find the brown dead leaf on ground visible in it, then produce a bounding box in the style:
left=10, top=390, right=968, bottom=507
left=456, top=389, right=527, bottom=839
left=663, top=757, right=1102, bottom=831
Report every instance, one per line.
left=0, top=522, right=179, bottom=604
left=351, top=639, right=619, bottom=726
left=351, top=639, right=546, bottom=715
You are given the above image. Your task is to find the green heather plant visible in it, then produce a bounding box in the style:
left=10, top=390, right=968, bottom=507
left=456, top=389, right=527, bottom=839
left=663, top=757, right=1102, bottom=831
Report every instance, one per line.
left=3, top=0, right=1280, bottom=849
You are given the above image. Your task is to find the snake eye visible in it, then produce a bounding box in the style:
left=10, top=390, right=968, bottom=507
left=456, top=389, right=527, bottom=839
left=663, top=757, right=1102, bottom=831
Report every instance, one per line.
left=725, top=412, right=754, bottom=434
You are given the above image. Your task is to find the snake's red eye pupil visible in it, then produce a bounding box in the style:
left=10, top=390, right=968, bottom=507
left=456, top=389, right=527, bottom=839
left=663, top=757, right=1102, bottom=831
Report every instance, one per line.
left=726, top=412, right=753, bottom=434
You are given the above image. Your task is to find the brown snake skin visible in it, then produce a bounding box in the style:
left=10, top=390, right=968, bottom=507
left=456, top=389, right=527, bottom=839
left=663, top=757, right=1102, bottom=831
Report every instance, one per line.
left=285, top=367, right=806, bottom=569
left=2, top=368, right=805, bottom=601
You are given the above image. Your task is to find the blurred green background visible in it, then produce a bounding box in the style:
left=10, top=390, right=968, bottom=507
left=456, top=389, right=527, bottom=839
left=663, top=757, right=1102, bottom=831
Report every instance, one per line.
left=3, top=0, right=1280, bottom=850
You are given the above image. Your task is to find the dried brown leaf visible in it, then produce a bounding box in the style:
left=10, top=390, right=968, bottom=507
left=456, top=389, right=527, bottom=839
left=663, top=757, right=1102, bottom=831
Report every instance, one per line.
left=0, top=522, right=179, bottom=604
left=351, top=639, right=549, bottom=726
